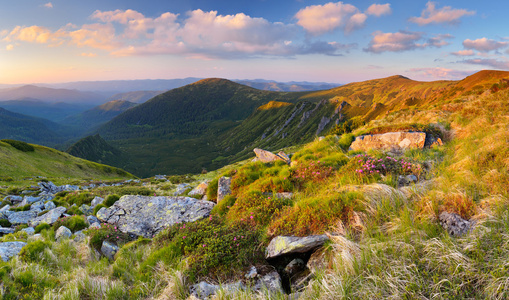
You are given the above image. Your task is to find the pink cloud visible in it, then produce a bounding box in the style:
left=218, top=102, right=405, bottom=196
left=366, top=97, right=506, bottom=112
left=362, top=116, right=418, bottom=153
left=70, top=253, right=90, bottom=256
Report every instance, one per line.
left=364, top=31, right=451, bottom=53
left=3, top=25, right=64, bottom=44
left=366, top=4, right=391, bottom=17
left=295, top=2, right=366, bottom=35
left=408, top=67, right=474, bottom=80
left=44, top=2, right=53, bottom=8
left=461, top=58, right=509, bottom=70
left=463, top=38, right=507, bottom=52
left=409, top=2, right=475, bottom=26
left=451, top=49, right=475, bottom=56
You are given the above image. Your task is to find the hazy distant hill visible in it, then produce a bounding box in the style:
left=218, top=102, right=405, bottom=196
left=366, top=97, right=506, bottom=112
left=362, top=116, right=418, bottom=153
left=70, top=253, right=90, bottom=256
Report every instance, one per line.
left=0, top=107, right=69, bottom=145
left=0, top=98, right=94, bottom=122
left=61, top=100, right=138, bottom=134
left=0, top=85, right=105, bottom=104
left=106, top=91, right=165, bottom=103
left=236, top=80, right=339, bottom=92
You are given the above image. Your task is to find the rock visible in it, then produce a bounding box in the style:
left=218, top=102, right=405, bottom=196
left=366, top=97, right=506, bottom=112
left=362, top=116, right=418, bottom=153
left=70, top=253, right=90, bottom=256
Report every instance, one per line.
left=90, top=196, right=104, bottom=208
left=5, top=195, right=22, bottom=203
left=86, top=215, right=100, bottom=225
left=439, top=212, right=472, bottom=236
left=154, top=175, right=167, bottom=180
left=30, top=206, right=67, bottom=226
left=96, top=195, right=215, bottom=238
left=254, top=271, right=283, bottom=294
left=275, top=192, right=294, bottom=200
left=89, top=223, right=101, bottom=229
left=174, top=183, right=191, bottom=196
left=0, top=204, right=11, bottom=213
left=101, top=240, right=119, bottom=260
left=38, top=181, right=60, bottom=194
left=74, top=231, right=87, bottom=243
left=189, top=181, right=209, bottom=196
left=80, top=204, right=93, bottom=215
left=8, top=210, right=38, bottom=225
left=21, top=196, right=41, bottom=206
left=397, top=174, right=418, bottom=187
left=306, top=249, right=327, bottom=274
left=245, top=266, right=258, bottom=279
left=266, top=235, right=330, bottom=259
left=0, top=242, right=26, bottom=261
left=190, top=281, right=245, bottom=300
left=22, top=227, right=35, bottom=235
left=0, top=227, right=15, bottom=235
left=55, top=226, right=72, bottom=241
left=350, top=132, right=426, bottom=152
left=44, top=201, right=56, bottom=211
left=31, top=200, right=45, bottom=211
left=253, top=148, right=291, bottom=164
left=217, top=177, right=231, bottom=202
left=284, top=258, right=306, bottom=276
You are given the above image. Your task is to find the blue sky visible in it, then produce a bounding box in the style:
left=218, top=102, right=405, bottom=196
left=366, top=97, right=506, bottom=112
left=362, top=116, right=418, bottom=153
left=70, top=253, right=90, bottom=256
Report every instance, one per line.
left=1, top=0, right=508, bottom=84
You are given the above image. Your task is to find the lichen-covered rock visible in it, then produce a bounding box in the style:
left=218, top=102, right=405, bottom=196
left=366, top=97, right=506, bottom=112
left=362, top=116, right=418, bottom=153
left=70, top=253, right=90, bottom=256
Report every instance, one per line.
left=174, top=183, right=191, bottom=196
left=55, top=226, right=72, bottom=241
left=22, top=227, right=35, bottom=235
left=189, top=181, right=209, bottom=196
left=86, top=215, right=100, bottom=226
left=74, top=231, right=87, bottom=243
left=439, top=212, right=472, bottom=236
left=217, top=177, right=231, bottom=202
left=190, top=281, right=245, bottom=300
left=0, top=242, right=26, bottom=261
left=30, top=206, right=66, bottom=226
left=96, top=195, right=215, bottom=238
left=8, top=210, right=38, bottom=225
left=4, top=195, right=22, bottom=203
left=44, top=201, right=56, bottom=211
left=80, top=204, right=93, bottom=215
left=101, top=240, right=119, bottom=260
left=266, top=235, right=329, bottom=259
left=350, top=132, right=426, bottom=152
left=90, top=196, right=104, bottom=208
left=254, top=271, right=283, bottom=294
left=253, top=148, right=291, bottom=164
left=0, top=227, right=15, bottom=235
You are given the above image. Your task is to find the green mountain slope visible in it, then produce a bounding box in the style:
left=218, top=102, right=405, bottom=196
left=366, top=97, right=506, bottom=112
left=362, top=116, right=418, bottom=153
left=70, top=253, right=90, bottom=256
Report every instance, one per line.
left=66, top=134, right=130, bottom=169
left=0, top=139, right=133, bottom=180
left=0, top=99, right=93, bottom=122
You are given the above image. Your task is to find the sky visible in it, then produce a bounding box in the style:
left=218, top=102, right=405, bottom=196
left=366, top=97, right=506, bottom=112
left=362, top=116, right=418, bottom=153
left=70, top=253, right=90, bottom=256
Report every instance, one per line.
left=1, top=0, right=508, bottom=84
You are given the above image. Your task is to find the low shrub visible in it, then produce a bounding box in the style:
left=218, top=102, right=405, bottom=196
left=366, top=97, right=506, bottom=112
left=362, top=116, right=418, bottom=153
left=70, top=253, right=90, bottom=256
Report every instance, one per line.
left=19, top=240, right=51, bottom=262
left=227, top=191, right=293, bottom=227
left=206, top=177, right=219, bottom=201
left=11, top=204, right=32, bottom=212
left=211, top=195, right=236, bottom=216
left=104, top=194, right=120, bottom=207
left=1, top=139, right=35, bottom=152
left=87, top=223, right=132, bottom=251
left=34, top=223, right=51, bottom=233
left=52, top=215, right=88, bottom=232
left=0, top=219, right=12, bottom=227
left=352, top=154, right=423, bottom=177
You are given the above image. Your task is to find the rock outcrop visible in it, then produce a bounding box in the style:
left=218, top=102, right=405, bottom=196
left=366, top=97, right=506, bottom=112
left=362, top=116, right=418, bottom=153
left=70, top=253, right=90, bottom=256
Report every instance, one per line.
left=439, top=212, right=472, bottom=236
left=253, top=148, right=291, bottom=164
left=217, top=177, right=231, bottom=202
left=350, top=132, right=426, bottom=152
left=30, top=206, right=67, bottom=226
left=266, top=235, right=329, bottom=259
left=96, top=195, right=215, bottom=238
left=0, top=242, right=26, bottom=261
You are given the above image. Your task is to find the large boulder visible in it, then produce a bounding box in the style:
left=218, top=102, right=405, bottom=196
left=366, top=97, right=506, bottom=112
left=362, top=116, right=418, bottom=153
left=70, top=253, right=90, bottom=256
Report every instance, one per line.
left=266, top=235, right=330, bottom=259
left=55, top=226, right=72, bottom=241
left=189, top=181, right=209, bottom=196
left=0, top=242, right=26, bottom=261
left=253, top=148, right=291, bottom=164
left=350, top=132, right=426, bottom=152
left=217, top=177, right=231, bottom=202
left=8, top=210, right=39, bottom=225
left=101, top=241, right=119, bottom=260
left=30, top=206, right=67, bottom=227
left=96, top=195, right=215, bottom=238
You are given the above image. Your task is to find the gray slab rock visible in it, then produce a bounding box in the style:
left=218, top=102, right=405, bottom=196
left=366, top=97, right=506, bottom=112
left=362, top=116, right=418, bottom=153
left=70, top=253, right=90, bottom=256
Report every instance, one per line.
left=0, top=242, right=26, bottom=261
left=30, top=206, right=66, bottom=226
left=350, top=132, right=426, bottom=152
left=96, top=195, right=215, bottom=238
left=254, top=271, right=283, bottom=294
left=90, top=196, right=104, bottom=208
left=101, top=240, right=119, bottom=260
left=22, top=227, right=35, bottom=235
left=31, top=201, right=45, bottom=211
left=439, top=212, right=472, bottom=236
left=86, top=215, right=100, bottom=225
left=8, top=210, right=38, bottom=225
left=266, top=235, right=330, bottom=259
left=190, top=281, right=245, bottom=300
left=55, top=226, right=72, bottom=241
left=44, top=201, right=56, bottom=211
left=80, top=204, right=93, bottom=215
left=217, top=177, right=231, bottom=202
left=73, top=231, right=87, bottom=243
left=0, top=227, right=15, bottom=235
left=5, top=195, right=22, bottom=203
left=21, top=196, right=41, bottom=206
left=174, top=183, right=191, bottom=196
left=253, top=148, right=291, bottom=164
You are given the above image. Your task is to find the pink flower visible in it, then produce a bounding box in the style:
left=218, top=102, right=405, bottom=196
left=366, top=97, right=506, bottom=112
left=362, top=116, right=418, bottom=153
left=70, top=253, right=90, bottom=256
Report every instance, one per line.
left=250, top=216, right=254, bottom=219
left=234, top=237, right=237, bottom=241
left=202, top=244, right=206, bottom=247
left=183, top=236, right=186, bottom=239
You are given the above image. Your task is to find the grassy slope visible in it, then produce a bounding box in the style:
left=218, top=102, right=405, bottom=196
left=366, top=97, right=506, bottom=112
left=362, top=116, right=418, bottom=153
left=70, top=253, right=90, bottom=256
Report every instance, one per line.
left=2, top=75, right=509, bottom=299
left=0, top=140, right=134, bottom=181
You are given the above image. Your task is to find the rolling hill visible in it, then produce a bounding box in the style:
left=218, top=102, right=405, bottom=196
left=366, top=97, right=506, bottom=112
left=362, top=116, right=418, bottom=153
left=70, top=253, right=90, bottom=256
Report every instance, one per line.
left=106, top=91, right=165, bottom=103
left=0, top=139, right=133, bottom=180
left=0, top=85, right=105, bottom=104
left=69, top=70, right=509, bottom=177
left=0, top=99, right=94, bottom=122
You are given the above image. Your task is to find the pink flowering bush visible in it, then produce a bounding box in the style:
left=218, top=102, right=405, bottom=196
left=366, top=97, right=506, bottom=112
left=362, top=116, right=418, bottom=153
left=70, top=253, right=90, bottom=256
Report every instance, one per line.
left=353, top=154, right=422, bottom=176
left=291, top=160, right=335, bottom=188
left=87, top=223, right=132, bottom=251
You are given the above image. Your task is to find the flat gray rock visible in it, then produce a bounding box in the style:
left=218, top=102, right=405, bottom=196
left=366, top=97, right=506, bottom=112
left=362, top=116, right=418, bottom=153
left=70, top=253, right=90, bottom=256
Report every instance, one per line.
left=30, top=206, right=67, bottom=227
left=0, top=227, right=15, bottom=235
left=0, top=242, right=26, bottom=261
left=55, top=226, right=72, bottom=240
left=266, top=235, right=329, bottom=259
left=8, top=210, right=38, bottom=225
left=97, top=195, right=215, bottom=238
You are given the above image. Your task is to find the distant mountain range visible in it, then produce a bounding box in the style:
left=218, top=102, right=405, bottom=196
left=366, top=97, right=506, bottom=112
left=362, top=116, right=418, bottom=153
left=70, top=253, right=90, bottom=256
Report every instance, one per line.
left=0, top=99, right=94, bottom=122
left=0, top=85, right=104, bottom=104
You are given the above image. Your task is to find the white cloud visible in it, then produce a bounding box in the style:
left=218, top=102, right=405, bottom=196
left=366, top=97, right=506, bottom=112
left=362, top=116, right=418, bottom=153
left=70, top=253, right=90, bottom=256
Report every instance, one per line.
left=44, top=2, right=53, bottom=8
left=366, top=4, right=391, bottom=17
left=408, top=67, right=474, bottom=79
left=460, top=58, right=509, bottom=70
left=294, top=2, right=367, bottom=35
left=409, top=2, right=475, bottom=26
left=463, top=38, right=507, bottom=52
left=364, top=31, right=451, bottom=53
